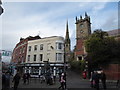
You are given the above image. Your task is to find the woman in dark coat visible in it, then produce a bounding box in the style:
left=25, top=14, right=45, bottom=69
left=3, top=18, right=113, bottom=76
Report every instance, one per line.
left=12, top=72, right=21, bottom=90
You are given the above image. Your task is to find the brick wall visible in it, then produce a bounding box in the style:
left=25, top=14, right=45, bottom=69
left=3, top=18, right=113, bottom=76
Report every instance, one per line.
left=103, top=64, right=120, bottom=80
left=75, top=39, right=84, bottom=55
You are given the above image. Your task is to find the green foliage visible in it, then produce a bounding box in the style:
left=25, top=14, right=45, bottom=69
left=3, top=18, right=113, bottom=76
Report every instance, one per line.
left=70, top=60, right=86, bottom=72
left=85, top=29, right=120, bottom=68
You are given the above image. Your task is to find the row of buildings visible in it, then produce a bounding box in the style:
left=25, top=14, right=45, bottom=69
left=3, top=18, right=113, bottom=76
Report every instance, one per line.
left=11, top=12, right=120, bottom=77
left=11, top=21, right=71, bottom=76
left=11, top=13, right=91, bottom=76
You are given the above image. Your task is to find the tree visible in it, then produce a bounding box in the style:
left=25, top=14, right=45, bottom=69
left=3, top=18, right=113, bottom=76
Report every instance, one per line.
left=85, top=29, right=120, bottom=69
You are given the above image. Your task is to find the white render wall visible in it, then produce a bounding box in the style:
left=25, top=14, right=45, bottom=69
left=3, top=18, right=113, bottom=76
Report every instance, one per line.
left=26, top=36, right=64, bottom=63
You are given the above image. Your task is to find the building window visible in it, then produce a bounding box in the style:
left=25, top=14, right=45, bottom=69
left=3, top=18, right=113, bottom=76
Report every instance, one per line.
left=40, top=44, right=43, bottom=50
left=56, top=53, right=63, bottom=61
left=79, top=24, right=84, bottom=28
left=34, top=54, right=36, bottom=61
left=39, top=54, right=43, bottom=61
left=28, top=55, right=30, bottom=61
left=28, top=46, right=31, bottom=51
left=58, top=43, right=62, bottom=49
left=56, top=43, right=63, bottom=50
left=34, top=45, right=37, bottom=51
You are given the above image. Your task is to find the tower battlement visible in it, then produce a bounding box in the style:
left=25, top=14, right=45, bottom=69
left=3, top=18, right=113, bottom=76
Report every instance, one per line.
left=75, top=12, right=90, bottom=24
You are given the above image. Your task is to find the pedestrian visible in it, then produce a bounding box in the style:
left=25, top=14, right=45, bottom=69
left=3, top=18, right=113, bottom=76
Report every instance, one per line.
left=22, top=73, right=27, bottom=84
left=64, top=72, right=67, bottom=90
left=4, top=71, right=10, bottom=90
left=53, top=71, right=56, bottom=84
left=90, top=71, right=94, bottom=88
left=2, top=72, right=6, bottom=90
left=40, top=74, right=45, bottom=83
left=94, top=71, right=100, bottom=90
left=116, top=80, right=120, bottom=87
left=26, top=72, right=30, bottom=84
left=12, top=72, right=21, bottom=90
left=59, top=72, right=62, bottom=82
left=45, top=70, right=51, bottom=85
left=58, top=72, right=66, bottom=90
left=82, top=71, right=87, bottom=79
left=101, top=71, right=106, bottom=89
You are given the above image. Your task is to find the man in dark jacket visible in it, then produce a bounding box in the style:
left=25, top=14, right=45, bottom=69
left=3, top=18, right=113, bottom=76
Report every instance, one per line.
left=101, top=71, right=106, bottom=89
left=5, top=71, right=10, bottom=90
left=26, top=72, right=30, bottom=84
left=12, top=72, right=21, bottom=90
left=2, top=72, right=6, bottom=90
left=93, top=71, right=99, bottom=90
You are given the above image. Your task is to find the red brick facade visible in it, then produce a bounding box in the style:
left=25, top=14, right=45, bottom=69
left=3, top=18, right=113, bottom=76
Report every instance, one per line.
left=12, top=39, right=28, bottom=63
left=12, top=36, right=41, bottom=64
left=75, top=39, right=84, bottom=56
left=103, top=64, right=120, bottom=80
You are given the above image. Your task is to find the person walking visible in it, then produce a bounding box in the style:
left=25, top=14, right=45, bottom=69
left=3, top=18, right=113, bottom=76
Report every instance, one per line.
left=22, top=73, right=27, bottom=84
left=58, top=72, right=66, bottom=90
left=12, top=72, right=21, bottom=90
left=116, top=80, right=120, bottom=88
left=101, top=71, right=106, bottom=89
left=90, top=71, right=94, bottom=88
left=92, top=71, right=99, bottom=90
left=2, top=72, right=6, bottom=90
left=26, top=72, right=30, bottom=84
left=82, top=71, right=87, bottom=79
left=45, top=70, right=51, bottom=85
left=5, top=71, right=10, bottom=90
left=63, top=72, right=67, bottom=89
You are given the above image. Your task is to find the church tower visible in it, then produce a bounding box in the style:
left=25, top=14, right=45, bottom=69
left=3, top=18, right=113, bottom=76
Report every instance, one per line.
left=64, top=20, right=71, bottom=63
left=75, top=12, right=91, bottom=61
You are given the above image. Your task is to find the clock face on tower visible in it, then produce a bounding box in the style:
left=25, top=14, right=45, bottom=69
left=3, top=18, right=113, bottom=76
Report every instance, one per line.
left=80, top=30, right=84, bottom=33
left=79, top=24, right=84, bottom=28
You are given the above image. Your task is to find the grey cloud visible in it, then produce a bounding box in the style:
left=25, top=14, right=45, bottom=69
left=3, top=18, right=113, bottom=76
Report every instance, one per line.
left=101, top=14, right=118, bottom=31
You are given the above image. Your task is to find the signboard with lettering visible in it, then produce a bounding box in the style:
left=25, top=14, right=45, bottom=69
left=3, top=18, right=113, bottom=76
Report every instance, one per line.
left=0, top=50, right=12, bottom=63
left=0, top=50, right=12, bottom=56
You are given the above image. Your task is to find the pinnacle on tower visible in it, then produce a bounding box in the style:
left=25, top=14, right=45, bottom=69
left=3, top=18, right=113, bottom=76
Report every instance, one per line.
left=85, top=12, right=88, bottom=17
left=76, top=16, right=77, bottom=21
left=80, top=15, right=82, bottom=19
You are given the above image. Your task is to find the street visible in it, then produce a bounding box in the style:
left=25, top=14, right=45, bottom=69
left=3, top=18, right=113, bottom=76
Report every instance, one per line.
left=9, top=69, right=119, bottom=90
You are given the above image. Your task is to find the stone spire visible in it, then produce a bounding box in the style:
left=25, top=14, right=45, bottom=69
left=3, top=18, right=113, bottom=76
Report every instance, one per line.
left=65, top=20, right=71, bottom=63
left=65, top=20, right=70, bottom=44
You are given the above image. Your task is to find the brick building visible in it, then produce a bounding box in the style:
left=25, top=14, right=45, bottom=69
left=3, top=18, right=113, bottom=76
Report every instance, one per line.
left=12, top=36, right=41, bottom=64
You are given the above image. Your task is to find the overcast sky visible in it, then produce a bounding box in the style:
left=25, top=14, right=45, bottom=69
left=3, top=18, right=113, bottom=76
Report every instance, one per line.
left=0, top=1, right=119, bottom=51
